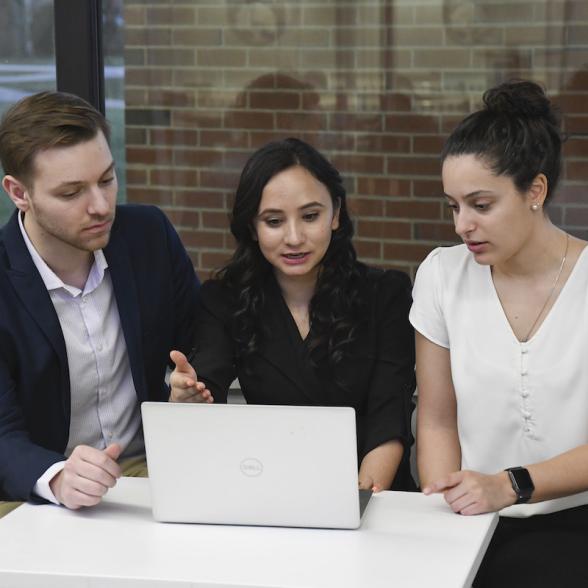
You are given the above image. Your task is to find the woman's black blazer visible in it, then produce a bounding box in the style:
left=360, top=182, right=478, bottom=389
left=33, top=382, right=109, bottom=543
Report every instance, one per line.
left=190, top=266, right=416, bottom=491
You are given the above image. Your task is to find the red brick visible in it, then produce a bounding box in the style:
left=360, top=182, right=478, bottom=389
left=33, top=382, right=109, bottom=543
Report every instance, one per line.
left=392, top=27, right=443, bottom=46
left=356, top=220, right=411, bottom=240
left=563, top=206, right=588, bottom=226
left=202, top=211, right=230, bottom=229
left=357, top=177, right=411, bottom=197
left=127, top=147, right=174, bottom=166
left=249, top=131, right=290, bottom=149
left=127, top=187, right=173, bottom=206
left=124, top=47, right=145, bottom=67
left=356, top=134, right=411, bottom=153
left=413, top=179, right=444, bottom=198
left=173, top=29, right=222, bottom=47
left=353, top=239, right=382, bottom=259
left=249, top=92, right=301, bottom=110
left=174, top=69, right=223, bottom=88
left=386, top=200, right=441, bottom=220
left=146, top=7, right=194, bottom=25
left=441, top=116, right=463, bottom=134
left=150, top=168, right=198, bottom=187
left=413, top=135, right=445, bottom=155
left=564, top=70, right=588, bottom=91
left=386, top=114, right=439, bottom=134
left=275, top=112, right=327, bottom=132
left=174, top=190, right=225, bottom=208
left=172, top=111, right=223, bottom=129
left=126, top=169, right=147, bottom=185
left=147, top=89, right=195, bottom=108
left=414, top=222, right=458, bottom=243
left=150, top=129, right=199, bottom=147
left=473, top=49, right=532, bottom=69
left=475, top=3, right=534, bottom=22
left=347, top=197, right=385, bottom=217
left=226, top=111, right=275, bottom=130
left=197, top=49, right=247, bottom=68
left=125, top=128, right=147, bottom=146
left=125, top=68, right=173, bottom=87
left=125, top=88, right=146, bottom=107
left=330, top=113, right=383, bottom=133
left=565, top=115, right=588, bottom=134
left=174, top=148, right=222, bottom=167
left=414, top=49, right=470, bottom=69
left=200, top=170, right=240, bottom=191
left=387, top=157, right=440, bottom=176
left=383, top=242, right=435, bottom=263
left=147, top=48, right=194, bottom=67
left=556, top=93, right=588, bottom=115
left=201, top=130, right=249, bottom=149
left=563, top=138, right=588, bottom=158
left=331, top=154, right=384, bottom=175
left=555, top=185, right=588, bottom=204
left=124, top=7, right=145, bottom=26
left=379, top=93, right=413, bottom=112
left=299, top=132, right=356, bottom=152
left=162, top=208, right=200, bottom=229
left=567, top=160, right=588, bottom=181
left=179, top=230, right=225, bottom=249
left=125, top=28, right=171, bottom=46
left=222, top=150, right=251, bottom=171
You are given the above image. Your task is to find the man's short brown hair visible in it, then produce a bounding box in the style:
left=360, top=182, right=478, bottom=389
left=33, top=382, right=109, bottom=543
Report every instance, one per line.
left=0, top=91, right=110, bottom=187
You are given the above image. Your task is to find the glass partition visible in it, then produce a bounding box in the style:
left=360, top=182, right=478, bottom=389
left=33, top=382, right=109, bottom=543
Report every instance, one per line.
left=116, top=1, right=588, bottom=275
left=0, top=0, right=56, bottom=223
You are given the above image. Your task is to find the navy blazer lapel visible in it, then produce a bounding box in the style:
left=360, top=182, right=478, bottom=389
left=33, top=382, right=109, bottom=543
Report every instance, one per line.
left=103, top=219, right=147, bottom=401
left=3, top=211, right=71, bottom=415
left=259, top=278, right=326, bottom=404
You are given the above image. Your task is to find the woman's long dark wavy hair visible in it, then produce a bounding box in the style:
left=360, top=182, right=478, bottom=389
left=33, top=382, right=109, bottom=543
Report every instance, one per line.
left=216, top=137, right=367, bottom=368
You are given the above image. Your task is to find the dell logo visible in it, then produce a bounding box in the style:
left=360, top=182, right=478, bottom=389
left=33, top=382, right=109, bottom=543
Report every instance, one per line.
left=240, top=458, right=263, bottom=477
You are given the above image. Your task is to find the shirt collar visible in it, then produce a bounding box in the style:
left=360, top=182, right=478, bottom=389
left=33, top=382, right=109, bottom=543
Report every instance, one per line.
left=18, top=211, right=108, bottom=297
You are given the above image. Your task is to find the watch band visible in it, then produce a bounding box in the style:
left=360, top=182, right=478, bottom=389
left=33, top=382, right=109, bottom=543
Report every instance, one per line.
left=505, top=466, right=535, bottom=504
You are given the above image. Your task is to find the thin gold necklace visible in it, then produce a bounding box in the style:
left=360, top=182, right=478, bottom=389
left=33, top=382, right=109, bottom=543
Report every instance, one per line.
left=522, top=233, right=569, bottom=342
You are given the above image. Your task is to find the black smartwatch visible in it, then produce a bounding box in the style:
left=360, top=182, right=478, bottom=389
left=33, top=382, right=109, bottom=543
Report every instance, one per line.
left=505, top=467, right=535, bottom=504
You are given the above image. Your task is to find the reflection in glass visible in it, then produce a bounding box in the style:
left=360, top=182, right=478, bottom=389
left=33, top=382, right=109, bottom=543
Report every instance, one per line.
left=0, top=0, right=56, bottom=223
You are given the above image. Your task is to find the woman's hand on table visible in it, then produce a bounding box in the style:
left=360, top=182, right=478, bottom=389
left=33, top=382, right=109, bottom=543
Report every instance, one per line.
left=422, top=470, right=517, bottom=515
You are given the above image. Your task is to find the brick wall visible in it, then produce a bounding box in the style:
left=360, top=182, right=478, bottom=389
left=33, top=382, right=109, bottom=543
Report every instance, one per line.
left=123, top=0, right=588, bottom=278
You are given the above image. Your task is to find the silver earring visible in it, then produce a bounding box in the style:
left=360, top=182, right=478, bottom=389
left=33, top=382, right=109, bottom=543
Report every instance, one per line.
left=531, top=203, right=540, bottom=211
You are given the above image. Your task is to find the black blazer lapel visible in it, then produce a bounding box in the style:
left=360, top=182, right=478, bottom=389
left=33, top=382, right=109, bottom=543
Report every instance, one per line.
left=259, top=278, right=326, bottom=404
left=103, top=220, right=147, bottom=402
left=3, top=211, right=71, bottom=417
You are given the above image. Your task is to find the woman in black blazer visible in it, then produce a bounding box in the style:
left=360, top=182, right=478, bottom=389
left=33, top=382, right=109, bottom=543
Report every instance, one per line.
left=170, top=138, right=416, bottom=491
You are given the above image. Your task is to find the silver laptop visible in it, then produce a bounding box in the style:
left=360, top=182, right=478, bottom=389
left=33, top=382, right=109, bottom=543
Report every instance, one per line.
left=141, top=402, right=371, bottom=529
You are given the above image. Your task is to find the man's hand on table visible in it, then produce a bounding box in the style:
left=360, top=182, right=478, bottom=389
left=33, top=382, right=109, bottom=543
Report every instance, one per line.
left=49, top=443, right=122, bottom=509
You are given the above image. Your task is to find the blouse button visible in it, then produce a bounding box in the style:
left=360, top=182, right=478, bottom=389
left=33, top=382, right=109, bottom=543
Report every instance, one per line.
left=521, top=348, right=528, bottom=355
left=522, top=410, right=532, bottom=419
left=521, top=370, right=528, bottom=376
left=521, top=390, right=529, bottom=398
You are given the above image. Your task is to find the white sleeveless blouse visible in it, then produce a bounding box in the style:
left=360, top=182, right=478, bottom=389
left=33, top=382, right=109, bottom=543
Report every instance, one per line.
left=410, top=244, right=588, bottom=517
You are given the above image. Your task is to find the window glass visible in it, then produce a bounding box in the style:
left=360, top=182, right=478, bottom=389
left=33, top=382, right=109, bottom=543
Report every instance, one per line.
left=104, top=0, right=127, bottom=202
left=0, top=0, right=56, bottom=223
left=122, top=0, right=588, bottom=275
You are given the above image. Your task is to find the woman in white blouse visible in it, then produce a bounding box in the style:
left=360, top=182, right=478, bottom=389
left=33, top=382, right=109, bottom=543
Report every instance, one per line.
left=410, top=80, right=588, bottom=586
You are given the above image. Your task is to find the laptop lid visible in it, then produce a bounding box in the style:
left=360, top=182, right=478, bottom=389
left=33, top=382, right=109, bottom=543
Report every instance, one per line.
left=141, top=402, right=363, bottom=529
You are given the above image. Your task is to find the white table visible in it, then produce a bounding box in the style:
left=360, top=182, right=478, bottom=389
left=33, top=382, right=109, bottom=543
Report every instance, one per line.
left=0, top=477, right=497, bottom=588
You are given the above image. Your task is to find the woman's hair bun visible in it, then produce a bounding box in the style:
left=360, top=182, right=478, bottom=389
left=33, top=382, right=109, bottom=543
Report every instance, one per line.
left=483, top=80, right=552, bottom=119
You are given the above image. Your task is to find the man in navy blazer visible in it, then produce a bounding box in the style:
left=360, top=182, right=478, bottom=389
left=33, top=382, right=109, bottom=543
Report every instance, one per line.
left=0, top=92, right=199, bottom=510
